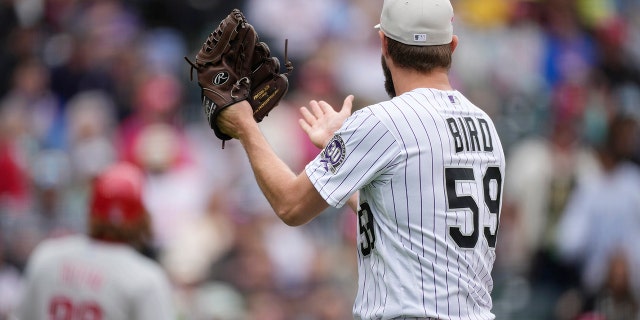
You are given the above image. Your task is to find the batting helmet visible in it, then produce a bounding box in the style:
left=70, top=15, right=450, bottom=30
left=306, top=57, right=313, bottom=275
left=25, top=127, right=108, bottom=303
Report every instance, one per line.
left=88, top=162, right=150, bottom=247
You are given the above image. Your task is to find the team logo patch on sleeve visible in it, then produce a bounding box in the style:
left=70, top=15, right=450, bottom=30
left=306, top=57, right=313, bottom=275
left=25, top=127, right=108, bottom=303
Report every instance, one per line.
left=320, top=135, right=346, bottom=174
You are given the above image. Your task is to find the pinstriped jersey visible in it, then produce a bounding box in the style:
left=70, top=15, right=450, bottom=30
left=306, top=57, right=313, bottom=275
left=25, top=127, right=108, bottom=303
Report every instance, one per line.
left=306, top=88, right=506, bottom=320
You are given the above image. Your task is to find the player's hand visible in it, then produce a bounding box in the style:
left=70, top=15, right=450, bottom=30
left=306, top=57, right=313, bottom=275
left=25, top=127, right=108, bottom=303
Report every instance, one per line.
left=299, top=95, right=354, bottom=149
left=217, top=100, right=255, bottom=140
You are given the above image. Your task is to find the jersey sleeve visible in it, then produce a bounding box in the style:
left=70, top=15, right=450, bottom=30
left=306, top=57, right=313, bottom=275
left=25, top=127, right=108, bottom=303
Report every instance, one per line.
left=305, top=108, right=401, bottom=208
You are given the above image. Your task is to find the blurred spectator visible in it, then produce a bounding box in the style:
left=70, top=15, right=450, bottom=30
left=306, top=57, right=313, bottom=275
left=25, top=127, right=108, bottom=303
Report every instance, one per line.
left=261, top=216, right=318, bottom=295
left=48, top=0, right=141, bottom=107
left=0, top=108, right=29, bottom=214
left=502, top=84, right=601, bottom=276
left=498, top=81, right=603, bottom=319
left=593, top=18, right=640, bottom=90
left=28, top=149, right=76, bottom=236
left=456, top=0, right=513, bottom=29
left=555, top=114, right=640, bottom=318
left=64, top=91, right=117, bottom=179
left=540, top=0, right=596, bottom=89
left=304, top=281, right=354, bottom=320
left=141, top=28, right=188, bottom=77
left=244, top=0, right=342, bottom=60
left=63, top=90, right=118, bottom=232
left=186, top=281, right=247, bottom=320
left=583, top=250, right=639, bottom=320
left=160, top=191, right=236, bottom=287
left=0, top=58, right=62, bottom=149
left=123, top=73, right=212, bottom=257
left=135, top=122, right=208, bottom=251
left=0, top=0, right=19, bottom=95
left=116, top=72, right=190, bottom=167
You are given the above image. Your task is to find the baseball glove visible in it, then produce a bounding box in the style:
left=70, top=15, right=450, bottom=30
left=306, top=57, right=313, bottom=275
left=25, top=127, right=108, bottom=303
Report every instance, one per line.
left=249, top=40, right=293, bottom=122
left=185, top=9, right=257, bottom=144
left=186, top=9, right=293, bottom=148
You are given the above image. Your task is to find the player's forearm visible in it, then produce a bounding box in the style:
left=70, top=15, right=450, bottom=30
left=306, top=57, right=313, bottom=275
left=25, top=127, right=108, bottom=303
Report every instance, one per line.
left=238, top=124, right=328, bottom=226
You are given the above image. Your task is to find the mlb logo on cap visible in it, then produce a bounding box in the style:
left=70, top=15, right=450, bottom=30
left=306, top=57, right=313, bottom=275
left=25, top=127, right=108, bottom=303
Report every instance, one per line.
left=414, top=34, right=428, bottom=42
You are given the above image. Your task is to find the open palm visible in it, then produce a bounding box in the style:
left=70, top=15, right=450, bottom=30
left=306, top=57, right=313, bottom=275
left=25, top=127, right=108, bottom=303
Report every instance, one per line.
left=298, top=95, right=354, bottom=149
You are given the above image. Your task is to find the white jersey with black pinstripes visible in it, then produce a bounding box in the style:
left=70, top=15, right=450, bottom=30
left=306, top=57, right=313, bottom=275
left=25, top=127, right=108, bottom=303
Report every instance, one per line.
left=305, top=88, right=506, bottom=320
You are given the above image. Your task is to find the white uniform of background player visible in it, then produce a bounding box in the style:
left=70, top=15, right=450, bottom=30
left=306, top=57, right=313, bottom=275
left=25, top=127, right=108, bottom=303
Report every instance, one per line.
left=305, top=1, right=505, bottom=319
left=16, top=163, right=175, bottom=320
left=214, top=0, right=505, bottom=319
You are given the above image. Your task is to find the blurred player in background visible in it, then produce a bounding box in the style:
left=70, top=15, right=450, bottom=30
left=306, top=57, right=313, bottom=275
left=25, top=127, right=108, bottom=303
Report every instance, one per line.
left=15, top=162, right=176, bottom=320
left=216, top=0, right=506, bottom=318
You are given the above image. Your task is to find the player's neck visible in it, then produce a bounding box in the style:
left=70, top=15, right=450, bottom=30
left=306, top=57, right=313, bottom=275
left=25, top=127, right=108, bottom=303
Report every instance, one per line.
left=393, top=68, right=453, bottom=94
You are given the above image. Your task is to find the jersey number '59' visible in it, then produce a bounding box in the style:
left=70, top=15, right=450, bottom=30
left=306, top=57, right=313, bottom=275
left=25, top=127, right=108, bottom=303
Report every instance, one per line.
left=357, top=166, right=503, bottom=256
left=445, top=166, right=502, bottom=249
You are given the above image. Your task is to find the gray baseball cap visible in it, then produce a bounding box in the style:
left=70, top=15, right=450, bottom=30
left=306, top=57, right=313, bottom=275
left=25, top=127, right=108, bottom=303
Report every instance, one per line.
left=375, top=0, right=454, bottom=46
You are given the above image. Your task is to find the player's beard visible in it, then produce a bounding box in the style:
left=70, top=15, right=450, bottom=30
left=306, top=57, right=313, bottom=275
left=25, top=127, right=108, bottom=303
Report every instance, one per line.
left=381, top=55, right=396, bottom=98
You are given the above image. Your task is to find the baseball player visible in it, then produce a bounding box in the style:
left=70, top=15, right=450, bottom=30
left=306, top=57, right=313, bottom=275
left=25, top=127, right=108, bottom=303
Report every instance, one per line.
left=215, top=0, right=506, bottom=319
left=15, top=162, right=176, bottom=320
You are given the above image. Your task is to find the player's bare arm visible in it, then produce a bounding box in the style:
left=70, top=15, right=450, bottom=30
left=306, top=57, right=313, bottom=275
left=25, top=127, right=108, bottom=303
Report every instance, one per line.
left=217, top=100, right=329, bottom=226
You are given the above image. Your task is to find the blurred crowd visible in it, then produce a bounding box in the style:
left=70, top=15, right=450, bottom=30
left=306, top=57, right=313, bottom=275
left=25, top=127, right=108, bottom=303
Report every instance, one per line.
left=0, top=0, right=639, bottom=319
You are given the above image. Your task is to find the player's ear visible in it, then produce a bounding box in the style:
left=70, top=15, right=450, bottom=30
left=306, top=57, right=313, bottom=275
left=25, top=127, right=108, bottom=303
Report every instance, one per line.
left=379, top=31, right=389, bottom=56
left=450, top=35, right=459, bottom=53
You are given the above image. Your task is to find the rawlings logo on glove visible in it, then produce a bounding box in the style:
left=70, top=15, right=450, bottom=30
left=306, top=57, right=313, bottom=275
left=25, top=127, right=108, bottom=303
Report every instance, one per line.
left=213, top=72, right=230, bottom=85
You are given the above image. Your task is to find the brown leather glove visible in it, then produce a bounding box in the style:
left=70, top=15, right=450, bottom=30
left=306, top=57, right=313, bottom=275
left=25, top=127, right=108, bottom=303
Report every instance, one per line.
left=186, top=9, right=293, bottom=146
left=186, top=9, right=258, bottom=142
left=248, top=40, right=293, bottom=122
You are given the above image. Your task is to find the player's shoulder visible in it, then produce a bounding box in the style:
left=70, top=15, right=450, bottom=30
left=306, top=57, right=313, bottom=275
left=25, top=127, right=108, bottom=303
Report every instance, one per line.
left=131, top=253, right=166, bottom=274
left=31, top=235, right=87, bottom=258
left=355, top=97, right=401, bottom=123
left=365, top=94, right=409, bottom=112
left=86, top=243, right=170, bottom=291
left=118, top=249, right=168, bottom=281
left=27, top=235, right=88, bottom=269
left=118, top=252, right=171, bottom=296
left=342, top=103, right=384, bottom=131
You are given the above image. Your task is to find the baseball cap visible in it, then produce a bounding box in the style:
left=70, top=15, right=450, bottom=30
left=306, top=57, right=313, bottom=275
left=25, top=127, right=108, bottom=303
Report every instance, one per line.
left=375, top=0, right=454, bottom=46
left=89, top=162, right=146, bottom=226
